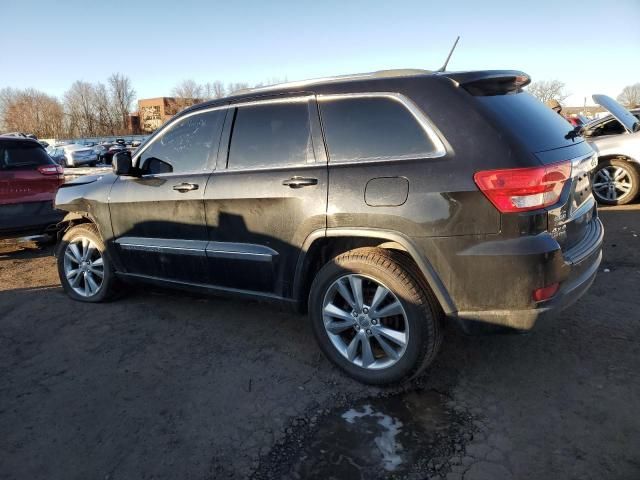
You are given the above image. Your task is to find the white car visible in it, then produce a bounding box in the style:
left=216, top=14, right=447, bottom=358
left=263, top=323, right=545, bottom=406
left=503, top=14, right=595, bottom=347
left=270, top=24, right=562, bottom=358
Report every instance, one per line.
left=584, top=96, right=640, bottom=205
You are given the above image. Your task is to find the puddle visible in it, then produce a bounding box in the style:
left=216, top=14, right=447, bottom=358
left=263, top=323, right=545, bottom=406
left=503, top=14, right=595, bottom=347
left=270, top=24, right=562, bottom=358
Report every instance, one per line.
left=278, top=390, right=471, bottom=480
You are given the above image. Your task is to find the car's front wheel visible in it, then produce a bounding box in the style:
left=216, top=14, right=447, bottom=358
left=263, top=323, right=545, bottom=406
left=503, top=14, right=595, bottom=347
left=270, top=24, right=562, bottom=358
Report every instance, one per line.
left=309, top=247, right=442, bottom=384
left=592, top=159, right=639, bottom=205
left=57, top=224, right=116, bottom=302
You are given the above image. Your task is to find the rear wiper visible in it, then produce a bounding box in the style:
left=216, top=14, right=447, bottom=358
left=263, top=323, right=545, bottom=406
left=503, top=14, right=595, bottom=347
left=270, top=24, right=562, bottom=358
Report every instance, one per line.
left=565, top=125, right=584, bottom=141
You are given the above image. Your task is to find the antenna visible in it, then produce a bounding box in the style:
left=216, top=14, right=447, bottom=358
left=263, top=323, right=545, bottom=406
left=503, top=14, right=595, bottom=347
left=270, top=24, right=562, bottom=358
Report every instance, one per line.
left=437, top=36, right=460, bottom=72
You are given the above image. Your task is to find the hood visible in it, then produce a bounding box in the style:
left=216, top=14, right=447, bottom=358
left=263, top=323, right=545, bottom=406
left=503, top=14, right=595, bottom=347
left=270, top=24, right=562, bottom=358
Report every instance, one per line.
left=592, top=94, right=640, bottom=133
left=59, top=172, right=114, bottom=188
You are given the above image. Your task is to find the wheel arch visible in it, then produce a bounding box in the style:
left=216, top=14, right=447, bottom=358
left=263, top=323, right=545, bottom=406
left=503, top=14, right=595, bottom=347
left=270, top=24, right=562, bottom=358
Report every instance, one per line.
left=56, top=212, right=98, bottom=242
left=292, top=228, right=456, bottom=315
left=597, top=153, right=640, bottom=168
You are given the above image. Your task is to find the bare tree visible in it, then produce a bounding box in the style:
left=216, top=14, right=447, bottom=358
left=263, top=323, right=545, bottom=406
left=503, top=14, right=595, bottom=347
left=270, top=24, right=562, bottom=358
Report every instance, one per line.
left=169, top=79, right=204, bottom=112
left=1, top=73, right=295, bottom=138
left=212, top=81, right=226, bottom=99
left=226, top=82, right=250, bottom=95
left=527, top=80, right=570, bottom=104
left=1, top=88, right=64, bottom=138
left=108, top=73, right=136, bottom=133
left=253, top=77, right=288, bottom=88
left=94, top=83, right=116, bottom=134
left=0, top=87, right=19, bottom=131
left=64, top=81, right=99, bottom=137
left=617, top=83, right=640, bottom=108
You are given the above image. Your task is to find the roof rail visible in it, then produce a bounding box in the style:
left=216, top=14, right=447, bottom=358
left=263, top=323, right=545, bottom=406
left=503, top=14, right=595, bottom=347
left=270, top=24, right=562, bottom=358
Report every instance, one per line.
left=231, top=68, right=433, bottom=95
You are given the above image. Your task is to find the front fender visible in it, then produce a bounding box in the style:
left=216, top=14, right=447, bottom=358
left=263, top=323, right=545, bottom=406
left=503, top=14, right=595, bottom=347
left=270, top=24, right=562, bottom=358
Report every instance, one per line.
left=55, top=173, right=117, bottom=247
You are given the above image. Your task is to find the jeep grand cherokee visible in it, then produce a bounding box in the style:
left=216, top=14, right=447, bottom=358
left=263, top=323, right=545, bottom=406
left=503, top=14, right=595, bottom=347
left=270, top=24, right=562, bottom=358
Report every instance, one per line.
left=54, top=69, right=603, bottom=384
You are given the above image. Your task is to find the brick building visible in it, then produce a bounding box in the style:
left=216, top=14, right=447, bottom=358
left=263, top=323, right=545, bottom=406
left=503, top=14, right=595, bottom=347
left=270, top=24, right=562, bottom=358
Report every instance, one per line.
left=136, top=97, right=201, bottom=133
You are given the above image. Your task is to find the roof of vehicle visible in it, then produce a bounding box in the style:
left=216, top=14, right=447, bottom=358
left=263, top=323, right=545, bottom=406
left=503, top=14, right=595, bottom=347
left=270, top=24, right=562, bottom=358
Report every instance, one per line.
left=0, top=135, right=44, bottom=146
left=0, top=132, right=37, bottom=139
left=61, top=143, right=92, bottom=151
left=180, top=68, right=530, bottom=115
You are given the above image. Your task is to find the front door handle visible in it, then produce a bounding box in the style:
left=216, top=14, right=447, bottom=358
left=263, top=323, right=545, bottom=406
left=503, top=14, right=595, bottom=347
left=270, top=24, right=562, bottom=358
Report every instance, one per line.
left=282, top=177, right=318, bottom=189
left=172, top=182, right=199, bottom=192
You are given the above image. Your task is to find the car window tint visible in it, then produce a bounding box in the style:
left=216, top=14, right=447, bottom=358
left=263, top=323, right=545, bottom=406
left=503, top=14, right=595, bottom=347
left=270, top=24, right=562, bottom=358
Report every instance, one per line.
left=0, top=143, right=53, bottom=170
left=138, top=109, right=225, bottom=174
left=227, top=101, right=313, bottom=169
left=319, top=97, right=437, bottom=162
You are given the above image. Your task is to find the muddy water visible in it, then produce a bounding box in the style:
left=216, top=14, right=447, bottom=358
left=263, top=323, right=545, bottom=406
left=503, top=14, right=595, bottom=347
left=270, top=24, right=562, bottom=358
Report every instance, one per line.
left=287, top=390, right=469, bottom=479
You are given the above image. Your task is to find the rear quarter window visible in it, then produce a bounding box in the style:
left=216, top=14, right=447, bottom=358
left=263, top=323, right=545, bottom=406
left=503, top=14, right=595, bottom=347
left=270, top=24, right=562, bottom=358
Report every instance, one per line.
left=318, top=96, right=439, bottom=163
left=0, top=142, right=54, bottom=170
left=473, top=92, right=582, bottom=156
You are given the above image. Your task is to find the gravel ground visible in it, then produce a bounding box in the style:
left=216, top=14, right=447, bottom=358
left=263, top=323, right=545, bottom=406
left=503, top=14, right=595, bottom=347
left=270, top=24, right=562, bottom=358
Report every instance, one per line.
left=1, top=207, right=639, bottom=480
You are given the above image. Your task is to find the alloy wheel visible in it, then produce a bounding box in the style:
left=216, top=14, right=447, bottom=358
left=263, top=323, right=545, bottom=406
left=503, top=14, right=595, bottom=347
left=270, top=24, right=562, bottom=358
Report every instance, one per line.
left=63, top=237, right=104, bottom=297
left=593, top=165, right=633, bottom=202
left=322, top=274, right=409, bottom=370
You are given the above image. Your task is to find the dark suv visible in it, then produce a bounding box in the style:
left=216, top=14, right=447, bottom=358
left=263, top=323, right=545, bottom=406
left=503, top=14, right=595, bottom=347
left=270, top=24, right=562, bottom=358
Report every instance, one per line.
left=54, top=69, right=603, bottom=384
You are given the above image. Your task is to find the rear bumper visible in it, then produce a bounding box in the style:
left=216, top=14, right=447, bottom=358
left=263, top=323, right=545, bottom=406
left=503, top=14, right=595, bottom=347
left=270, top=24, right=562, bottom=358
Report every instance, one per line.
left=447, top=217, right=603, bottom=330
left=453, top=248, right=601, bottom=330
left=0, top=201, right=64, bottom=239
left=68, top=157, right=95, bottom=167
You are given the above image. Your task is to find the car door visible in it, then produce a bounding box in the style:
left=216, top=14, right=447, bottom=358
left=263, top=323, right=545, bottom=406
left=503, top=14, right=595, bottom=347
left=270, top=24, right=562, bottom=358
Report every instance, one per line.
left=108, top=107, right=227, bottom=283
left=202, top=95, right=328, bottom=297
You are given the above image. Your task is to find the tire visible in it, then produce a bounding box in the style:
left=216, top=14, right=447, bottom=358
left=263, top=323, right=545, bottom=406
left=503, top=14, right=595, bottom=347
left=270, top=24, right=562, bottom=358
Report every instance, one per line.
left=592, top=159, right=639, bottom=205
left=309, top=247, right=443, bottom=385
left=56, top=223, right=117, bottom=302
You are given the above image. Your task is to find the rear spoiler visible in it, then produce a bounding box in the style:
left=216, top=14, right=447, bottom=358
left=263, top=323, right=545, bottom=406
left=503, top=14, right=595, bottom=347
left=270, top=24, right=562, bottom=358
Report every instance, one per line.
left=438, top=70, right=531, bottom=96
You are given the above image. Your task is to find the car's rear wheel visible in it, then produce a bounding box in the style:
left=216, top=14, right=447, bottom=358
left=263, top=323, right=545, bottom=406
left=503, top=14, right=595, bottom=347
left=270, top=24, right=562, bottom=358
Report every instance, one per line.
left=592, top=159, right=639, bottom=205
left=57, top=224, right=116, bottom=302
left=309, top=247, right=442, bottom=384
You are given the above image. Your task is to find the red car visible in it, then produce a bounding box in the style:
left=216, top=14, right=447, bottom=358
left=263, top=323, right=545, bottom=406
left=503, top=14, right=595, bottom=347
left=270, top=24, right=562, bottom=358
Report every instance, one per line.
left=0, top=136, right=65, bottom=239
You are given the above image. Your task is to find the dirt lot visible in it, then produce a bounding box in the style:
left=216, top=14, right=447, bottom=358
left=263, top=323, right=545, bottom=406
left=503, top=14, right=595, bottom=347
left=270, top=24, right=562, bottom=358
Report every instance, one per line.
left=1, top=208, right=639, bottom=480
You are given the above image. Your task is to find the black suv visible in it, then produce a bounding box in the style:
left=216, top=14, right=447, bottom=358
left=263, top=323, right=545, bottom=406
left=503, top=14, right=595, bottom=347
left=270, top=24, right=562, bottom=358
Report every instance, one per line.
left=54, top=69, right=603, bottom=384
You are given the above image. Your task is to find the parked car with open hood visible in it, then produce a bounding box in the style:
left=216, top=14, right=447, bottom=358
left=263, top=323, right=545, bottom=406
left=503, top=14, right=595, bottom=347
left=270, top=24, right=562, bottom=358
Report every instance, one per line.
left=584, top=97, right=640, bottom=205
left=53, top=69, right=602, bottom=384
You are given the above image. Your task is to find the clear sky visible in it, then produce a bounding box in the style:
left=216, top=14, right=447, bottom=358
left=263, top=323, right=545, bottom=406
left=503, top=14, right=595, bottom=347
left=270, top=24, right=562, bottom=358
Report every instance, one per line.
left=1, top=0, right=639, bottom=106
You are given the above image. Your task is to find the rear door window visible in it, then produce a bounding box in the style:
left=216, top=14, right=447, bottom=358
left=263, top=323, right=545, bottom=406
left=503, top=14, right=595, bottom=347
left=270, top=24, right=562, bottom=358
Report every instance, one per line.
left=0, top=142, right=53, bottom=170
left=318, top=96, right=438, bottom=163
left=227, top=100, right=314, bottom=169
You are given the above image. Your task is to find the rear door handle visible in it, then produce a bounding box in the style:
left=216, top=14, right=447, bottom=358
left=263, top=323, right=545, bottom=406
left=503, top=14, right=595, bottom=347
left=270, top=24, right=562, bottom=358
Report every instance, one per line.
left=282, top=177, right=318, bottom=188
left=172, top=182, right=199, bottom=192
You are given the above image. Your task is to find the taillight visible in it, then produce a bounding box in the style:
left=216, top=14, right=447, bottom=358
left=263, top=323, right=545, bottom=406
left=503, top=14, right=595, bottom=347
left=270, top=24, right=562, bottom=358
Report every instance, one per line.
left=533, top=283, right=559, bottom=302
left=474, top=161, right=571, bottom=213
left=38, top=165, right=64, bottom=176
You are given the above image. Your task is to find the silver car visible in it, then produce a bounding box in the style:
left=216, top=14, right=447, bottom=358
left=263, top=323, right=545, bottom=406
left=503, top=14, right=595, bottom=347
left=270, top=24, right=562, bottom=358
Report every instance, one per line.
left=49, top=144, right=98, bottom=168
left=585, top=96, right=640, bottom=205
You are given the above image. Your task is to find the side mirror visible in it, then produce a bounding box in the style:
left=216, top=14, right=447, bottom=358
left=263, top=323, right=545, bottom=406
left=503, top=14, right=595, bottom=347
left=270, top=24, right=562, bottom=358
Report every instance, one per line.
left=112, top=151, right=133, bottom=175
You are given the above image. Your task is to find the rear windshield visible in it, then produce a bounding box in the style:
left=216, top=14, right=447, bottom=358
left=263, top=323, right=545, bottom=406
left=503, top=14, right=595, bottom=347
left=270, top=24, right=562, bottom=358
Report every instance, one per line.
left=474, top=92, right=583, bottom=156
left=0, top=142, right=54, bottom=170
